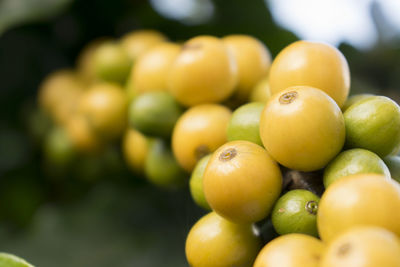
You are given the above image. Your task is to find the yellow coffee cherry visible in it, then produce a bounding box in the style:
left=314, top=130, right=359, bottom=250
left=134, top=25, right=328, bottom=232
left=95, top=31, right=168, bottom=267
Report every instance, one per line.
left=168, top=36, right=238, bottom=106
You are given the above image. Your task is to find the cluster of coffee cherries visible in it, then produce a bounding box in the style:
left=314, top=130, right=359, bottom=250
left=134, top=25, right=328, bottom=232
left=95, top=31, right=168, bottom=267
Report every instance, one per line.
left=33, top=29, right=400, bottom=267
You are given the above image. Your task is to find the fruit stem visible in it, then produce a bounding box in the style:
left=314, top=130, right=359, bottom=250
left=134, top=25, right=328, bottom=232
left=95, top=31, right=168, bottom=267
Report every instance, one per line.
left=279, top=91, right=298, bottom=104
left=306, top=200, right=318, bottom=215
left=182, top=43, right=202, bottom=50
left=219, top=148, right=237, bottom=161
left=337, top=243, right=351, bottom=256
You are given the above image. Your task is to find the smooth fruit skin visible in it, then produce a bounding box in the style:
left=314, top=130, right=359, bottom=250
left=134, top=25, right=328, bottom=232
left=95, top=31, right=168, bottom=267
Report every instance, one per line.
left=253, top=234, right=324, bottom=267
left=65, top=114, right=103, bottom=153
left=120, top=30, right=167, bottom=61
left=93, top=41, right=132, bottom=84
left=79, top=83, right=127, bottom=140
left=77, top=38, right=109, bottom=85
left=145, top=139, right=187, bottom=189
left=260, top=86, right=345, bottom=171
left=317, top=173, right=400, bottom=243
left=384, top=156, right=400, bottom=183
left=323, top=148, right=391, bottom=188
left=0, top=252, right=34, bottom=267
left=227, top=102, right=265, bottom=146
left=128, top=91, right=183, bottom=137
left=321, top=226, right=400, bottom=267
left=125, top=77, right=138, bottom=104
left=269, top=40, right=350, bottom=108
left=185, top=212, right=262, bottom=267
left=122, top=129, right=151, bottom=174
left=130, top=42, right=180, bottom=94
left=203, top=140, right=282, bottom=223
left=189, top=154, right=212, bottom=210
left=168, top=35, right=238, bottom=106
left=271, top=189, right=320, bottom=237
left=250, top=77, right=271, bottom=103
left=341, top=93, right=374, bottom=112
left=38, top=70, right=83, bottom=125
left=344, top=96, right=400, bottom=157
left=223, top=35, right=271, bottom=102
left=172, top=104, right=231, bottom=172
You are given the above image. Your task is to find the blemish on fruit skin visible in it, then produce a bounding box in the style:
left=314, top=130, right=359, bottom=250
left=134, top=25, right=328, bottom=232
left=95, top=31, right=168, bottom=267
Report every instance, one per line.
left=182, top=43, right=202, bottom=51
left=279, top=91, right=298, bottom=104
left=195, top=145, right=210, bottom=161
left=337, top=242, right=352, bottom=257
left=219, top=148, right=237, bottom=161
left=306, top=200, right=318, bottom=215
left=278, top=208, right=285, bottom=213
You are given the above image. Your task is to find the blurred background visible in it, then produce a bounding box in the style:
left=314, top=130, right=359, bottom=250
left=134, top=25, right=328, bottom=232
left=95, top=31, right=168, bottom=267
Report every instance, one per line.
left=0, top=0, right=399, bottom=266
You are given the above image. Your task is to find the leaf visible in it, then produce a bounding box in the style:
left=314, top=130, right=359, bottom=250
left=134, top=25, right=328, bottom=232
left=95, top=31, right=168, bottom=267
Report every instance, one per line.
left=0, top=0, right=73, bottom=35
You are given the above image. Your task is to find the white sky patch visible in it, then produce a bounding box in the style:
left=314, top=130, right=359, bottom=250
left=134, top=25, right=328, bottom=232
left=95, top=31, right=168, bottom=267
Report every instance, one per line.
left=150, top=0, right=214, bottom=25
left=376, top=0, right=400, bottom=32
left=150, top=0, right=400, bottom=48
left=266, top=0, right=400, bottom=49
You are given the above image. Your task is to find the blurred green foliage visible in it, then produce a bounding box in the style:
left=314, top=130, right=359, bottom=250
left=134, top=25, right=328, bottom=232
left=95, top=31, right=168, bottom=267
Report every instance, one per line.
left=0, top=182, right=205, bottom=267
left=0, top=0, right=73, bottom=35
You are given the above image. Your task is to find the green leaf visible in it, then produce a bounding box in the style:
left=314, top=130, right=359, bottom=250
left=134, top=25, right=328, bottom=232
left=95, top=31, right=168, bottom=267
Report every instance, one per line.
left=0, top=0, right=73, bottom=35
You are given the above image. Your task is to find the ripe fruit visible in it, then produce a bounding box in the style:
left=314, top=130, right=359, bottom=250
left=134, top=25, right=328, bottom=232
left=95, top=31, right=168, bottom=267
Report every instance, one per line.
left=253, top=234, right=324, bottom=267
left=223, top=35, right=271, bottom=102
left=122, top=129, right=152, bottom=174
left=93, top=41, right=132, bottom=84
left=269, top=41, right=350, bottom=108
left=145, top=139, right=187, bottom=188
left=321, top=226, right=400, bottom=267
left=76, top=38, right=109, bottom=85
left=203, top=140, right=282, bottom=223
left=0, top=252, right=34, bottom=267
left=260, top=86, right=345, bottom=171
left=79, top=83, right=127, bottom=140
left=172, top=104, right=231, bottom=172
left=121, top=30, right=167, bottom=61
left=130, top=42, right=180, bottom=94
left=317, top=173, right=400, bottom=243
left=344, top=96, right=400, bottom=157
left=65, top=114, right=102, bottom=153
left=168, top=36, right=237, bottom=106
left=271, top=189, right=320, bottom=237
left=341, top=93, right=374, bottom=111
left=128, top=91, right=183, bottom=137
left=189, top=154, right=211, bottom=210
left=227, top=102, right=264, bottom=146
left=323, top=148, right=390, bottom=188
left=384, top=156, right=400, bottom=183
left=38, top=70, right=80, bottom=113
left=38, top=70, right=83, bottom=124
left=185, top=212, right=262, bottom=267
left=250, top=77, right=271, bottom=103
